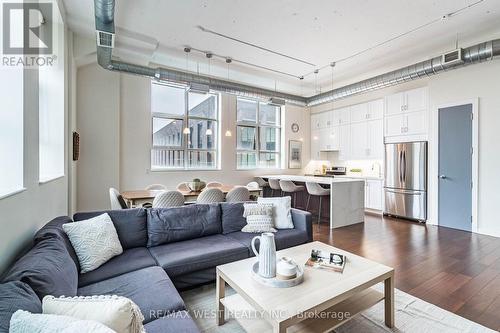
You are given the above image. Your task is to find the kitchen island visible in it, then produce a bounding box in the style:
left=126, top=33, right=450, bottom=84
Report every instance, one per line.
left=262, top=175, right=365, bottom=229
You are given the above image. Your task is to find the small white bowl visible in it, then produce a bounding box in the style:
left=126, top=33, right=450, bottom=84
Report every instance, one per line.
left=276, top=257, right=298, bottom=280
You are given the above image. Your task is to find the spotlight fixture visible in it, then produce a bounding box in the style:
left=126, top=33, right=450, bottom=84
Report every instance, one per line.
left=183, top=47, right=191, bottom=53
left=206, top=53, right=213, bottom=58
left=225, top=58, right=232, bottom=64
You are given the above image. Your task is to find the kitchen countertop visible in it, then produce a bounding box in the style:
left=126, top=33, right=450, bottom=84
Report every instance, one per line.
left=263, top=175, right=365, bottom=185
left=304, top=174, right=384, bottom=181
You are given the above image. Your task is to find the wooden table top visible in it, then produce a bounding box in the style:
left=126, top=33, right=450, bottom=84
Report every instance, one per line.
left=122, top=185, right=260, bottom=200
left=217, top=241, right=394, bottom=318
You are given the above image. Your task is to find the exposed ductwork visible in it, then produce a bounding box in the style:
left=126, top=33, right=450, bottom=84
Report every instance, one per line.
left=306, top=40, right=500, bottom=106
left=94, top=0, right=500, bottom=107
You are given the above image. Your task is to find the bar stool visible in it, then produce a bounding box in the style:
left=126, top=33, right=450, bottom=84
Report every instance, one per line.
left=268, top=178, right=282, bottom=197
left=306, top=182, right=330, bottom=224
left=255, top=177, right=269, bottom=197
left=279, top=180, right=305, bottom=208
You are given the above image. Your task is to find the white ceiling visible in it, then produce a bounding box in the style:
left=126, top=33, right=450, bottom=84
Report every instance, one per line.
left=62, top=0, right=500, bottom=96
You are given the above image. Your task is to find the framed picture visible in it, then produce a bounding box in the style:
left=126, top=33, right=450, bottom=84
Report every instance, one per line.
left=288, top=140, right=302, bottom=169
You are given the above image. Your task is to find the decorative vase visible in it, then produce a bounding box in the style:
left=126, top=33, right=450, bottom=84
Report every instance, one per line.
left=251, top=233, right=276, bottom=278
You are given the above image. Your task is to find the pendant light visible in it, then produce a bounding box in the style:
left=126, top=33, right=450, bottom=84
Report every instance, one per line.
left=224, top=57, right=233, bottom=137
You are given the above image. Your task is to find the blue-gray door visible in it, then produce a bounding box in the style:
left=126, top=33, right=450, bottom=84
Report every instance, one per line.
left=438, top=104, right=473, bottom=231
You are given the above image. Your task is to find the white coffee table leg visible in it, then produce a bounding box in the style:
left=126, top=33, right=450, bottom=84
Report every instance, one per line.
left=384, top=274, right=395, bottom=328
left=216, top=272, right=226, bottom=326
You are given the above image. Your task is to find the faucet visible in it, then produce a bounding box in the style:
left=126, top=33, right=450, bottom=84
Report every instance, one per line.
left=371, top=162, right=382, bottom=178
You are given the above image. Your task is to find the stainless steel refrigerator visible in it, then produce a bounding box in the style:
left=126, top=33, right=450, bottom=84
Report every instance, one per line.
left=384, top=142, right=427, bottom=221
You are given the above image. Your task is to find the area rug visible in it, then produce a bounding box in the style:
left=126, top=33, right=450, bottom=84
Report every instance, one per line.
left=181, top=283, right=495, bottom=333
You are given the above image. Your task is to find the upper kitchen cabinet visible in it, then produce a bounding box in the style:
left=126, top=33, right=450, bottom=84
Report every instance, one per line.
left=311, top=111, right=332, bottom=130
left=384, top=87, right=429, bottom=143
left=350, top=103, right=369, bottom=123
left=385, top=87, right=428, bottom=115
left=368, top=99, right=384, bottom=120
left=333, top=107, right=350, bottom=125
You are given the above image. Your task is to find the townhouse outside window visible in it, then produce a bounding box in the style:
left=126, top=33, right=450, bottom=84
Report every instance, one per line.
left=151, top=82, right=219, bottom=170
left=236, top=98, right=281, bottom=169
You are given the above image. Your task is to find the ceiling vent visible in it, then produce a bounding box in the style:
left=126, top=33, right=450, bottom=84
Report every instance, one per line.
left=269, top=97, right=286, bottom=106
left=96, top=30, right=115, bottom=48
left=442, top=48, right=464, bottom=66
left=188, top=82, right=210, bottom=94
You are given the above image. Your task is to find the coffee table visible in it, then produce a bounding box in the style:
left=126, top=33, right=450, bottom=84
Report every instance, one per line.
left=216, top=241, right=394, bottom=333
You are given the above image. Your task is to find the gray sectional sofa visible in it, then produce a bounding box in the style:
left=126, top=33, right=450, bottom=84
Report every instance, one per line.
left=0, top=202, right=312, bottom=332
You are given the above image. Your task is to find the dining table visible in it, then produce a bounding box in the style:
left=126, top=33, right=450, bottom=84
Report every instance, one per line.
left=121, top=185, right=261, bottom=207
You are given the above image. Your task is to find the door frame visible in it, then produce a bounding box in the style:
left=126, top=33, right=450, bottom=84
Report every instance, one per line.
left=432, top=98, right=478, bottom=232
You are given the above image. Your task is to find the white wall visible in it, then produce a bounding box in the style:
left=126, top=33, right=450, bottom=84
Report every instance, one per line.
left=0, top=44, right=70, bottom=273
left=76, top=64, right=310, bottom=211
left=310, top=59, right=500, bottom=237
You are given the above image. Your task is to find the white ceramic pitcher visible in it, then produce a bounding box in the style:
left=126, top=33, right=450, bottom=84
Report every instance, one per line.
left=251, top=232, right=276, bottom=278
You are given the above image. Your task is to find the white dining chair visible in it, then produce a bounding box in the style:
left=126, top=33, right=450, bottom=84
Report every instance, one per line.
left=109, top=188, right=128, bottom=210
left=246, top=181, right=259, bottom=189
left=176, top=182, right=191, bottom=192
left=206, top=181, right=223, bottom=188
left=152, top=190, right=185, bottom=208
left=279, top=180, right=305, bottom=208
left=145, top=184, right=167, bottom=191
left=196, top=188, right=224, bottom=204
left=226, top=187, right=250, bottom=202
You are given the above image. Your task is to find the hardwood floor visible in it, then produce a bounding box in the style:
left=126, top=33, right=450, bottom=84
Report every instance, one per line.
left=313, top=214, right=500, bottom=331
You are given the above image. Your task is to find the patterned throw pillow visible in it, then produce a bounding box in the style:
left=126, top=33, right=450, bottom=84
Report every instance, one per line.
left=243, top=203, right=273, bottom=217
left=242, top=215, right=277, bottom=233
left=9, top=310, right=115, bottom=333
left=62, top=213, right=123, bottom=273
left=42, top=295, right=145, bottom=333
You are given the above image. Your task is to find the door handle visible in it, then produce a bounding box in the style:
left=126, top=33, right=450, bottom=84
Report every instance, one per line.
left=439, top=175, right=447, bottom=179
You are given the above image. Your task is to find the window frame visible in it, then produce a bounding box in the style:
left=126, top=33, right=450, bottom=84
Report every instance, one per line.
left=150, top=81, right=220, bottom=171
left=236, top=98, right=282, bottom=170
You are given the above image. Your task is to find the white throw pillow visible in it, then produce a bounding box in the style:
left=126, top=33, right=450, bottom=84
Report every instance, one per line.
left=242, top=215, right=277, bottom=233
left=243, top=203, right=273, bottom=218
left=62, top=213, right=123, bottom=273
left=9, top=310, right=116, bottom=333
left=257, top=196, right=294, bottom=229
left=42, top=295, right=145, bottom=333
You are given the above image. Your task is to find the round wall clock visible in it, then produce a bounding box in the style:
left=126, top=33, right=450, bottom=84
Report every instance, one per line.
left=291, top=123, right=300, bottom=133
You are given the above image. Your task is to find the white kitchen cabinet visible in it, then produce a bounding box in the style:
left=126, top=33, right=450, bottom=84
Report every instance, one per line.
left=310, top=130, right=321, bottom=159
left=336, top=107, right=350, bottom=125
left=311, top=113, right=321, bottom=130
left=385, top=87, right=427, bottom=115
left=406, top=87, right=428, bottom=113
left=385, top=111, right=427, bottom=138
left=405, top=111, right=427, bottom=135
left=349, top=121, right=367, bottom=159
left=338, top=124, right=350, bottom=160
left=385, top=92, right=405, bottom=116
left=367, top=119, right=383, bottom=159
left=319, top=126, right=340, bottom=151
left=365, top=179, right=383, bottom=211
left=368, top=99, right=384, bottom=120
left=350, top=103, right=369, bottom=123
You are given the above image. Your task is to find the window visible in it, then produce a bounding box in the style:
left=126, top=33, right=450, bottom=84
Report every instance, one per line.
left=0, top=66, right=24, bottom=197
left=151, top=82, right=219, bottom=170
left=39, top=3, right=65, bottom=182
left=236, top=98, right=281, bottom=169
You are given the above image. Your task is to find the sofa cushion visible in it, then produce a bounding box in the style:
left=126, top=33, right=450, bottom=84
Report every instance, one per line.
left=147, top=204, right=221, bottom=247
left=148, top=234, right=249, bottom=277
left=144, top=311, right=200, bottom=333
left=3, top=237, right=78, bottom=299
left=77, top=266, right=184, bottom=324
left=73, top=208, right=148, bottom=249
left=78, top=247, right=157, bottom=287
left=225, top=229, right=309, bottom=254
left=33, top=216, right=79, bottom=268
left=0, top=281, right=42, bottom=332
left=220, top=202, right=247, bottom=234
